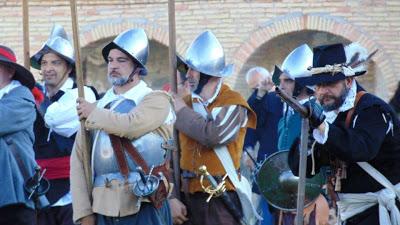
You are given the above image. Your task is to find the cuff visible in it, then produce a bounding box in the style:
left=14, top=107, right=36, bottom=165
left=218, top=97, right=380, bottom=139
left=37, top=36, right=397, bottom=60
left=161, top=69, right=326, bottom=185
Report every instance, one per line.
left=313, top=120, right=329, bottom=144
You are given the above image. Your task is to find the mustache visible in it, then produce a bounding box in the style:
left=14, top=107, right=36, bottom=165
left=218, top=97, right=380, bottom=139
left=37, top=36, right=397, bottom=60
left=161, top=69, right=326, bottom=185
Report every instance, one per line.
left=109, top=70, right=121, bottom=76
left=187, top=78, right=197, bottom=83
left=319, top=94, right=335, bottom=102
left=42, top=72, right=57, bottom=77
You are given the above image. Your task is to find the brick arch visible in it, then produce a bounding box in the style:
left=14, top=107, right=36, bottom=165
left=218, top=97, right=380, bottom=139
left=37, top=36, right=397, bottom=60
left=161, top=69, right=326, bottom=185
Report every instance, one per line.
left=232, top=13, right=396, bottom=100
left=79, top=18, right=187, bottom=54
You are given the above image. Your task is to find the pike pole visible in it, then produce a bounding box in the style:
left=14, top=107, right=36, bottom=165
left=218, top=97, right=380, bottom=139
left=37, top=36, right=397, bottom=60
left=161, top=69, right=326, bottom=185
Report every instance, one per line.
left=275, top=87, right=309, bottom=225
left=167, top=0, right=181, bottom=199
left=69, top=0, right=93, bottom=194
left=22, top=0, right=30, bottom=70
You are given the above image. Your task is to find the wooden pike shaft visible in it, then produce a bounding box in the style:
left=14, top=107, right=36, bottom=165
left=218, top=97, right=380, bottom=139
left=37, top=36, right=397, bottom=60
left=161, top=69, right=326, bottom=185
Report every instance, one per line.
left=168, top=0, right=177, bottom=93
left=295, top=118, right=309, bottom=225
left=275, top=87, right=309, bottom=224
left=168, top=0, right=181, bottom=199
left=69, top=0, right=92, bottom=192
left=22, top=0, right=30, bottom=70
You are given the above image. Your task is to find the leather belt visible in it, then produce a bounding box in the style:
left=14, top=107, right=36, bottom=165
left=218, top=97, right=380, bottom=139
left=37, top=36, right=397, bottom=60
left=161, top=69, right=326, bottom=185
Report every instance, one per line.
left=93, top=172, right=141, bottom=187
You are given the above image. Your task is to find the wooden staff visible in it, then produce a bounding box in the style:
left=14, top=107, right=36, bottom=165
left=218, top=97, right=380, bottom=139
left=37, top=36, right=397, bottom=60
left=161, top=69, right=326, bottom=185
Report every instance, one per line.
left=69, top=0, right=92, bottom=193
left=275, top=86, right=309, bottom=225
left=168, top=0, right=181, bottom=199
left=22, top=0, right=30, bottom=69
left=295, top=118, right=309, bottom=225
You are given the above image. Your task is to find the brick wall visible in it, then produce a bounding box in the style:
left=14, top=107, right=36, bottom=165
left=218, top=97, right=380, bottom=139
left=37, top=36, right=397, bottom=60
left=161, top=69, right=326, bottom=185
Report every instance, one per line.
left=0, top=0, right=399, bottom=100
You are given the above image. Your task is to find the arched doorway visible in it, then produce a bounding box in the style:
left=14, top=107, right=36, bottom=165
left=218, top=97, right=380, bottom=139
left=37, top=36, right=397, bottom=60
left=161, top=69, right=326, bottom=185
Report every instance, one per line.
left=234, top=30, right=377, bottom=98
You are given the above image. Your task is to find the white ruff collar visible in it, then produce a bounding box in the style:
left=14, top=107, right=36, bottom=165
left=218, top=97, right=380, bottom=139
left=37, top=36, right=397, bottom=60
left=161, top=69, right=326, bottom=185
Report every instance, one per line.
left=324, top=79, right=357, bottom=124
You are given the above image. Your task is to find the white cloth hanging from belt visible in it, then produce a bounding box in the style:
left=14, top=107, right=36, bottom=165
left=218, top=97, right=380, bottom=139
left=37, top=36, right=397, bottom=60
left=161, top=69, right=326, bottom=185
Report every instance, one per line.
left=336, top=162, right=400, bottom=225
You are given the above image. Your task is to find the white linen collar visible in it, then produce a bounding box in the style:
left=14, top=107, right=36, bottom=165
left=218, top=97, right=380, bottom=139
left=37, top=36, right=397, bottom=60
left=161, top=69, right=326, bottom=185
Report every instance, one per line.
left=59, top=77, right=74, bottom=92
left=0, top=80, right=22, bottom=100
left=45, top=77, right=74, bottom=97
left=97, top=80, right=153, bottom=108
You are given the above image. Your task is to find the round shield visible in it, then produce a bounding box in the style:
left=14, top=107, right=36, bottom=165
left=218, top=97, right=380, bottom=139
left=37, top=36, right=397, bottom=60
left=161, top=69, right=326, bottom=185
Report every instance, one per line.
left=255, top=150, right=324, bottom=211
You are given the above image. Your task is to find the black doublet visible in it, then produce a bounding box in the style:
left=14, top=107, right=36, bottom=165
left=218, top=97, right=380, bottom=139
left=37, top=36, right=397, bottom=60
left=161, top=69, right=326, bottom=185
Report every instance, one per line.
left=289, top=88, right=400, bottom=224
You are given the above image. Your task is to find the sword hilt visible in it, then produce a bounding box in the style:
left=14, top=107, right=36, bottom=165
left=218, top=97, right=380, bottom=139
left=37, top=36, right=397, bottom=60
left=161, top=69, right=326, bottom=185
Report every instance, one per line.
left=198, top=165, right=227, bottom=202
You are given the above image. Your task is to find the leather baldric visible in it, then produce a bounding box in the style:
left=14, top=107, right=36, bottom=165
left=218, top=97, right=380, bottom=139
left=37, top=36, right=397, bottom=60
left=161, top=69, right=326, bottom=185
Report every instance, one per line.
left=327, top=90, right=367, bottom=206
left=108, top=134, right=151, bottom=179
left=108, top=134, right=130, bottom=180
left=345, top=91, right=367, bottom=128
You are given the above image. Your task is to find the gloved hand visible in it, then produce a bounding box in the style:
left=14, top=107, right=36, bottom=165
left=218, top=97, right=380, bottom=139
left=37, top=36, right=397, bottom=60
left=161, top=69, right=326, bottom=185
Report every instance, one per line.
left=303, top=100, right=326, bottom=129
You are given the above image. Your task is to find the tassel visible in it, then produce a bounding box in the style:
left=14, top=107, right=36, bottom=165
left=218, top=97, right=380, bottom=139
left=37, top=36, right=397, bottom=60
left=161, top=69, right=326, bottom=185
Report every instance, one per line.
left=311, top=140, right=317, bottom=175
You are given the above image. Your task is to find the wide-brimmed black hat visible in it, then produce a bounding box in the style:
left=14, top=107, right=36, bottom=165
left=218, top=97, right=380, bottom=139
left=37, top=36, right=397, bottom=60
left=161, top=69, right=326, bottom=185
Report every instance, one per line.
left=0, top=45, right=35, bottom=89
left=295, top=43, right=367, bottom=86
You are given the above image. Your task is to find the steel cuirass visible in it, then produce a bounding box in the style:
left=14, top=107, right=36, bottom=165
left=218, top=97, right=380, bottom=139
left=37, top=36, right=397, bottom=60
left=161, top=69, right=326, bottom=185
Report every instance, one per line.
left=92, top=99, right=166, bottom=179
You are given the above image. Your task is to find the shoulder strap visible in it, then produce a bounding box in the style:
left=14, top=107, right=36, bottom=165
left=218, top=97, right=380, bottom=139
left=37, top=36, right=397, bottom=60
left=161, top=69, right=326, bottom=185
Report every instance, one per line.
left=343, top=92, right=400, bottom=196
left=345, top=91, right=367, bottom=128
left=109, top=134, right=151, bottom=174
left=109, top=134, right=130, bottom=179
left=121, top=137, right=150, bottom=173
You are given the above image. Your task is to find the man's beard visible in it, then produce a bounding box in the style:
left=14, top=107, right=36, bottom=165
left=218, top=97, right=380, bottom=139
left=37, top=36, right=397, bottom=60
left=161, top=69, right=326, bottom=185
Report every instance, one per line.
left=107, top=74, right=130, bottom=86
left=193, top=74, right=211, bottom=95
left=319, top=85, right=349, bottom=112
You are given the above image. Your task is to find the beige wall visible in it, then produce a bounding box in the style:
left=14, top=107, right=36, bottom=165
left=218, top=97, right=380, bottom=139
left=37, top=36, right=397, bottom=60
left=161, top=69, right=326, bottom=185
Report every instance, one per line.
left=1, top=0, right=399, bottom=100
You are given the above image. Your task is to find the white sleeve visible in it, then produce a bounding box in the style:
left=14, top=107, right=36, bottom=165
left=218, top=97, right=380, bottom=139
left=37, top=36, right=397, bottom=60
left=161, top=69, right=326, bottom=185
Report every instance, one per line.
left=44, top=86, right=97, bottom=137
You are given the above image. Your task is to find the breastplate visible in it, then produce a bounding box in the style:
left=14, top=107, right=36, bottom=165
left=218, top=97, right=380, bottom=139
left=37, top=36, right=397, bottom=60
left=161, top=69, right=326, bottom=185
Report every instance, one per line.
left=92, top=98, right=166, bottom=176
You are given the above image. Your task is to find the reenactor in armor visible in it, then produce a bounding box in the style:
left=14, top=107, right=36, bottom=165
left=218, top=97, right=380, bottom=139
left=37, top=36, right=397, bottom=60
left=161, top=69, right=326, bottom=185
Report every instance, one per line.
left=71, top=28, right=174, bottom=225
left=260, top=44, right=329, bottom=225
left=169, top=30, right=260, bottom=225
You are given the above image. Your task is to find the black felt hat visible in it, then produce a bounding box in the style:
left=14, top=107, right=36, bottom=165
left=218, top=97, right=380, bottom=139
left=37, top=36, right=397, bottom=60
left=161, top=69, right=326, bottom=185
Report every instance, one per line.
left=295, top=43, right=366, bottom=86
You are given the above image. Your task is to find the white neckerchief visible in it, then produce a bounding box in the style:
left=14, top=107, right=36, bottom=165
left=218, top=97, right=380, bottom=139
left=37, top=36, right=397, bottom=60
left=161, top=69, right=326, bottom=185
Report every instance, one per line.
left=324, top=79, right=357, bottom=124
left=191, top=80, right=222, bottom=118
left=45, top=77, right=74, bottom=97
left=0, top=80, right=22, bottom=100
left=97, top=80, right=153, bottom=109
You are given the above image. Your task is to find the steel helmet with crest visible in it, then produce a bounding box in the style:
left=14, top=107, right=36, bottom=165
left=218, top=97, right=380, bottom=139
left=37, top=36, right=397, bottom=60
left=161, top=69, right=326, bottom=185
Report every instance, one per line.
left=31, top=24, right=75, bottom=74
left=272, top=44, right=314, bottom=97
left=102, top=28, right=149, bottom=76
left=177, top=30, right=233, bottom=94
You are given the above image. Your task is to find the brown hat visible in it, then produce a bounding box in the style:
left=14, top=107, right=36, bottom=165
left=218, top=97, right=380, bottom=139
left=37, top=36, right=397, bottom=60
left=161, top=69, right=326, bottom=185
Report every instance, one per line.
left=0, top=45, right=35, bottom=89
